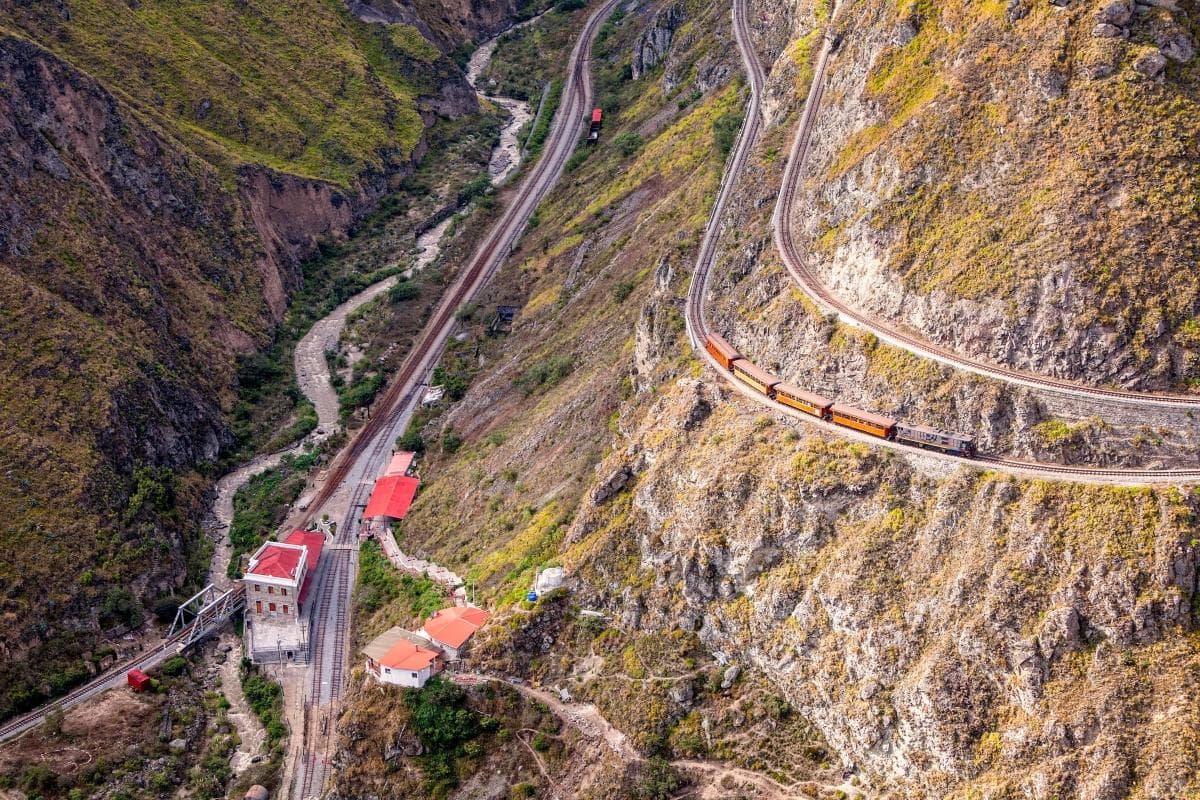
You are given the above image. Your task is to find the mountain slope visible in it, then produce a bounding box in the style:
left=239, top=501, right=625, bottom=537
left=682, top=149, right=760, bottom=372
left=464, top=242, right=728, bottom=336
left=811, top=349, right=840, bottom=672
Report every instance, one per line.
left=786, top=0, right=1200, bottom=389
left=0, top=0, right=483, bottom=720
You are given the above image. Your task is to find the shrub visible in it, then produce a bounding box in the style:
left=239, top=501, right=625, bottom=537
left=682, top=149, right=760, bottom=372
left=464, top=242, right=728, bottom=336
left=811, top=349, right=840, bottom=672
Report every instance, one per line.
left=633, top=758, right=681, bottom=800
left=555, top=0, right=585, bottom=10
left=531, top=731, right=550, bottom=751
left=397, top=427, right=425, bottom=453
left=101, top=587, right=144, bottom=629
left=389, top=281, right=420, bottom=303
left=153, top=595, right=183, bottom=624
left=458, top=175, right=492, bottom=206
left=160, top=656, right=188, bottom=678
left=21, top=765, right=56, bottom=794
left=514, top=355, right=574, bottom=395
left=405, top=676, right=479, bottom=753
left=613, top=131, right=642, bottom=157
left=442, top=430, right=463, bottom=454
left=612, top=280, right=635, bottom=303
left=712, top=110, right=743, bottom=159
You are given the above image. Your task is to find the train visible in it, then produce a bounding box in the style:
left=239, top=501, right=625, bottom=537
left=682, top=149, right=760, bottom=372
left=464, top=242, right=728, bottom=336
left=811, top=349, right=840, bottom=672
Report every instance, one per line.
left=705, top=333, right=976, bottom=458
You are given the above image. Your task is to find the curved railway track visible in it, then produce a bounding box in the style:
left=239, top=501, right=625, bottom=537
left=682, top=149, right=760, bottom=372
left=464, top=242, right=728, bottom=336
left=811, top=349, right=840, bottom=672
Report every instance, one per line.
left=685, top=0, right=1200, bottom=485
left=770, top=15, right=1200, bottom=410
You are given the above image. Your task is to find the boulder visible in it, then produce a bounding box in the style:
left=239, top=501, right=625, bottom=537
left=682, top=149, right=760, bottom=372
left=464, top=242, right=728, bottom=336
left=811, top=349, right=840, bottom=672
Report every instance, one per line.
left=1132, top=49, right=1168, bottom=77
left=1096, top=0, right=1134, bottom=25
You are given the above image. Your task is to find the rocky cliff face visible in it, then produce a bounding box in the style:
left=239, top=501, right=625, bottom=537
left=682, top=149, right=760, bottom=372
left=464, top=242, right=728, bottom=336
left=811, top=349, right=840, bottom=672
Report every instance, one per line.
left=0, top=0, right=492, bottom=717
left=562, top=374, right=1200, bottom=797
left=346, top=0, right=533, bottom=51
left=773, top=0, right=1200, bottom=390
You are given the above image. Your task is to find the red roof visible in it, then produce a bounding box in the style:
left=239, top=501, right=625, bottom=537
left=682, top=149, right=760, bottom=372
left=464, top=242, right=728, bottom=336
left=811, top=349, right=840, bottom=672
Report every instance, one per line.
left=591, top=108, right=602, bottom=123
left=364, top=475, right=420, bottom=520
left=285, top=530, right=325, bottom=606
left=423, top=606, right=491, bottom=649
left=385, top=451, right=415, bottom=477
left=380, top=640, right=440, bottom=671
left=285, top=530, right=324, bottom=572
left=246, top=543, right=304, bottom=581
left=127, top=669, right=151, bottom=690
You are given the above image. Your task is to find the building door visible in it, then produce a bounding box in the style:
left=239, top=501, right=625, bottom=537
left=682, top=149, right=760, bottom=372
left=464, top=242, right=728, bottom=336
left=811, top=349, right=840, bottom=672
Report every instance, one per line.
left=255, top=601, right=262, bottom=613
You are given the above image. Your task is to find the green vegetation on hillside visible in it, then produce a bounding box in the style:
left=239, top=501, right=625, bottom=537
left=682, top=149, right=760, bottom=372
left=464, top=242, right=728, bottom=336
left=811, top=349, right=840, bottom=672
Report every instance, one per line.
left=1, top=0, right=455, bottom=184
left=813, top=0, right=1200, bottom=383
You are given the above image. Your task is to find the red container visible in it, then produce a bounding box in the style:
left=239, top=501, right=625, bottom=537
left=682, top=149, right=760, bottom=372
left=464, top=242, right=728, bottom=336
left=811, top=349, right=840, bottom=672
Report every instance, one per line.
left=127, top=668, right=151, bottom=692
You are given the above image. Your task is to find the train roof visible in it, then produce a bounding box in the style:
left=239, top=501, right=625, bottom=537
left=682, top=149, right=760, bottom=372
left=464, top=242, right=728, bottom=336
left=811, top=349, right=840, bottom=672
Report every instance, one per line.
left=895, top=422, right=974, bottom=444
left=732, top=359, right=780, bottom=387
left=773, top=381, right=832, bottom=409
left=705, top=333, right=742, bottom=360
left=591, top=108, right=602, bottom=122
left=830, top=403, right=896, bottom=429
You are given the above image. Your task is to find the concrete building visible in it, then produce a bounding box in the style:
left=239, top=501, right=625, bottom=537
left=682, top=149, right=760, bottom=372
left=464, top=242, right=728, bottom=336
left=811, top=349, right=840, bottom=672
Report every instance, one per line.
left=243, top=530, right=324, bottom=664
left=362, top=627, right=443, bottom=688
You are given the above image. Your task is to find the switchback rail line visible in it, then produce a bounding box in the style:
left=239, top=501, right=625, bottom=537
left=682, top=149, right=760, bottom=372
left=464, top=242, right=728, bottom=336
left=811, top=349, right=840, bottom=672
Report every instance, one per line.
left=686, top=0, right=1200, bottom=485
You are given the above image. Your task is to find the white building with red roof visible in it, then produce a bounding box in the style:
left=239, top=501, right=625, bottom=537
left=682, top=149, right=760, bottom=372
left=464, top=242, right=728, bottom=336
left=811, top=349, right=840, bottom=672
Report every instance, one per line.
left=419, top=606, right=491, bottom=661
left=243, top=530, right=325, bottom=664
left=362, top=627, right=444, bottom=688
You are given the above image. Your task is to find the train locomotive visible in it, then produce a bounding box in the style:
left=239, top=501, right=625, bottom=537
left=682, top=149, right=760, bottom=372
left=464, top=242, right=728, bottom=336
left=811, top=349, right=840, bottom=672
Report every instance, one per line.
left=705, top=333, right=976, bottom=458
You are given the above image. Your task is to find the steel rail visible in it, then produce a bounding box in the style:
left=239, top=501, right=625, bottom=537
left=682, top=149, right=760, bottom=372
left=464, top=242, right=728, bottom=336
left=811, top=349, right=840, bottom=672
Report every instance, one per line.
left=301, top=0, right=624, bottom=527
left=770, top=14, right=1200, bottom=409
left=685, top=0, right=1200, bottom=485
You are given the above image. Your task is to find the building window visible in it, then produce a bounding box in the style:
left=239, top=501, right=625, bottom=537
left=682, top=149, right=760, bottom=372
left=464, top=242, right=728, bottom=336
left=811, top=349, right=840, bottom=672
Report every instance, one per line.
left=280, top=588, right=288, bottom=597
left=282, top=605, right=289, bottom=615
left=268, top=586, right=275, bottom=595
left=254, top=584, right=261, bottom=592
left=411, top=672, right=418, bottom=679
left=269, top=602, right=276, bottom=612
left=255, top=601, right=262, bottom=613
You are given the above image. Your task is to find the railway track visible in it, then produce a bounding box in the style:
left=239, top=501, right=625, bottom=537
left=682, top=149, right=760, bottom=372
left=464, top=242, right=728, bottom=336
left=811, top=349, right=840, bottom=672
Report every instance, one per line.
left=300, top=0, right=623, bottom=529
left=769, top=15, right=1200, bottom=410
left=0, top=619, right=204, bottom=744
left=685, top=0, right=1200, bottom=485
left=287, top=5, right=624, bottom=796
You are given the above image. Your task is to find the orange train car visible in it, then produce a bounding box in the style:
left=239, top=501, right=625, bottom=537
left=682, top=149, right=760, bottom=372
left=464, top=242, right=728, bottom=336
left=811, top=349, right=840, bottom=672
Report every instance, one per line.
left=774, top=382, right=832, bottom=419
left=705, top=333, right=742, bottom=371
left=829, top=404, right=896, bottom=438
left=732, top=360, right=779, bottom=396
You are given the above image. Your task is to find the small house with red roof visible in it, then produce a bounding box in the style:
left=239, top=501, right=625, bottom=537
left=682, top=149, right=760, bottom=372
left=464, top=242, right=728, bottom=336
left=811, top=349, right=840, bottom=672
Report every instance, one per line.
left=419, top=606, right=491, bottom=661
left=362, top=627, right=444, bottom=688
left=243, top=530, right=325, bottom=664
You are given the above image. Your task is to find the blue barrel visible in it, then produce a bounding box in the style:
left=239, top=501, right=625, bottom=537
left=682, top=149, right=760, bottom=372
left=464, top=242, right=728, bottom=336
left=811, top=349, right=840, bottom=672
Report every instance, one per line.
left=526, top=591, right=539, bottom=602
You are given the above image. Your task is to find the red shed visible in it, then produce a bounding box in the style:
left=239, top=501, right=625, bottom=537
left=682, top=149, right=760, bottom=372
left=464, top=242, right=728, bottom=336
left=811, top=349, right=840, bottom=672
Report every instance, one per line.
left=127, top=668, right=151, bottom=692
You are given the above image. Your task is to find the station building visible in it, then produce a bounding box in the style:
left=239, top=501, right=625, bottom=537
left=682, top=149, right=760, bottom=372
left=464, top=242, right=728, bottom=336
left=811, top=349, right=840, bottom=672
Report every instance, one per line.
left=243, top=530, right=325, bottom=664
